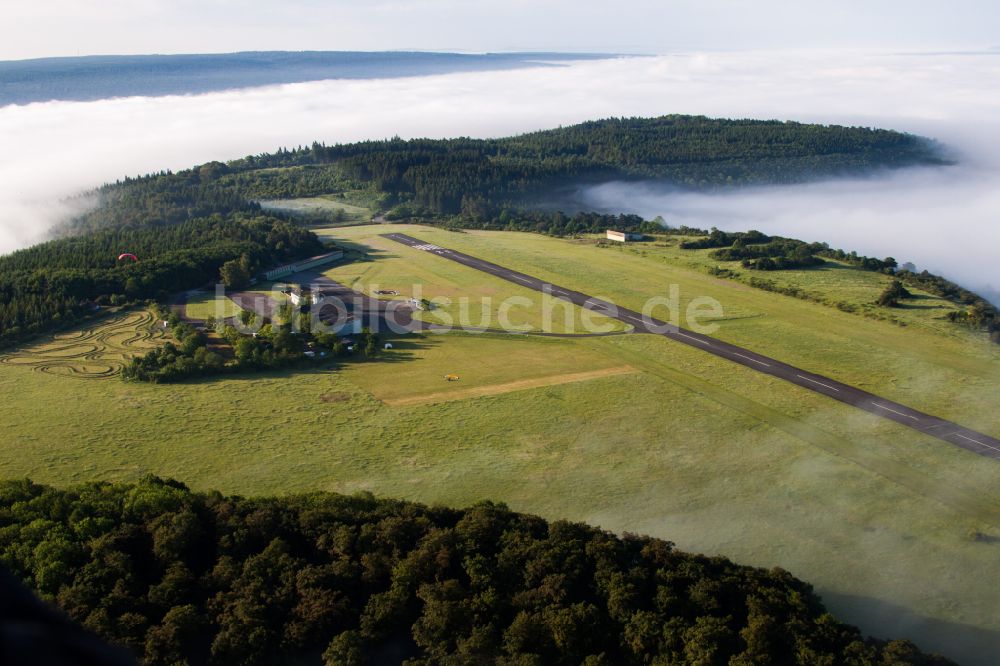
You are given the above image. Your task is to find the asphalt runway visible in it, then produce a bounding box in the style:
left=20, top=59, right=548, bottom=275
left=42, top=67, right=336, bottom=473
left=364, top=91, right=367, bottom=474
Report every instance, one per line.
left=382, top=232, right=1000, bottom=461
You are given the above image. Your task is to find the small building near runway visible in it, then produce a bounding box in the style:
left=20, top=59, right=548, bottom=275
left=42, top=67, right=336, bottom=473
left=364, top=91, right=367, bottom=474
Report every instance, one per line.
left=265, top=249, right=344, bottom=281
left=606, top=230, right=643, bottom=243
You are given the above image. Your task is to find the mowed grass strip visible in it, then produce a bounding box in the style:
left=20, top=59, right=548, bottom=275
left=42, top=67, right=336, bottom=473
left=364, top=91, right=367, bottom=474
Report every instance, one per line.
left=384, top=365, right=637, bottom=407
left=342, top=332, right=623, bottom=403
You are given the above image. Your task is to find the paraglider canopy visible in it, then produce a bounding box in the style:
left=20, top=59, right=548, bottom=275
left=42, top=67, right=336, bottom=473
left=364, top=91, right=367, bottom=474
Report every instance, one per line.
left=117, top=253, right=138, bottom=262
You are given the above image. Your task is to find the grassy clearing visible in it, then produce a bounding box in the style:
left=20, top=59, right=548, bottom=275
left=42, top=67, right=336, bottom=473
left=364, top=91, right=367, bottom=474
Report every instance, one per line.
left=183, top=289, right=243, bottom=321
left=3, top=228, right=1000, bottom=661
left=316, top=228, right=628, bottom=334
left=259, top=195, right=373, bottom=224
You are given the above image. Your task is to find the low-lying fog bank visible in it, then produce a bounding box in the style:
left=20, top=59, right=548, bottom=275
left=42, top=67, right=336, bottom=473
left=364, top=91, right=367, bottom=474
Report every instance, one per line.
left=577, top=164, right=1000, bottom=301
left=1, top=50, right=999, bottom=296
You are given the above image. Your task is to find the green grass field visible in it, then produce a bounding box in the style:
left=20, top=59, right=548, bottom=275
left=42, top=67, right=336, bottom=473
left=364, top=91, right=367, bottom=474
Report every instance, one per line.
left=183, top=289, right=243, bottom=321
left=258, top=193, right=374, bottom=224
left=343, top=332, right=631, bottom=405
left=2, top=226, right=1000, bottom=662
left=623, top=235, right=976, bottom=339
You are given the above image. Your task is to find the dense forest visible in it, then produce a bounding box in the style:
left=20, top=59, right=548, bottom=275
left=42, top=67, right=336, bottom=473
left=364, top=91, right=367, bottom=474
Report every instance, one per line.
left=0, top=214, right=322, bottom=347
left=0, top=478, right=953, bottom=665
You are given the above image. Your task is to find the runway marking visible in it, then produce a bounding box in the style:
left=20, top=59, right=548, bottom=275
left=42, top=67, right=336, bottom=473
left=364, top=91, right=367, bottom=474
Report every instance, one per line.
left=511, top=275, right=535, bottom=285
left=954, top=433, right=1000, bottom=454
left=796, top=374, right=841, bottom=392
left=676, top=331, right=713, bottom=346
left=734, top=352, right=771, bottom=367
left=870, top=402, right=919, bottom=421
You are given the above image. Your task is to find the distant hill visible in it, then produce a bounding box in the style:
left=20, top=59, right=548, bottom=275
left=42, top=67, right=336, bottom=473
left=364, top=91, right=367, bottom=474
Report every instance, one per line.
left=0, top=51, right=613, bottom=106
left=224, top=115, right=948, bottom=214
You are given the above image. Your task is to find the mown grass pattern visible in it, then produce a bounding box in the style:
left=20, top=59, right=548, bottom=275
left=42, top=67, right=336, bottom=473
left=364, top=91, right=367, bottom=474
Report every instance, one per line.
left=0, top=310, right=163, bottom=379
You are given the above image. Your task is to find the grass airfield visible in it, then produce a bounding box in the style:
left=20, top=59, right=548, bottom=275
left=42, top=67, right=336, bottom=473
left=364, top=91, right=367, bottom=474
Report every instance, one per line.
left=2, top=225, right=1000, bottom=662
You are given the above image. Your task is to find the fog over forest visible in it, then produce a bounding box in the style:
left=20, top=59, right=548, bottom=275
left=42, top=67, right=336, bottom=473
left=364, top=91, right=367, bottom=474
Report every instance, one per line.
left=1, top=50, right=997, bottom=296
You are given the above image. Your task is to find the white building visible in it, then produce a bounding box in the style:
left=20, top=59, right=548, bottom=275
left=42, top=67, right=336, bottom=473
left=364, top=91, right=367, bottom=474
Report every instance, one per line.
left=265, top=249, right=344, bottom=281
left=606, top=230, right=643, bottom=243
left=288, top=290, right=319, bottom=306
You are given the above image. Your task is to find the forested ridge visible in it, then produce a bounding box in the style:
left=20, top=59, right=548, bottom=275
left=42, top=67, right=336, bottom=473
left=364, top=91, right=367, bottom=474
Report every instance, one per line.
left=227, top=115, right=944, bottom=216
left=66, top=116, right=943, bottom=231
left=0, top=115, right=945, bottom=347
left=0, top=478, right=953, bottom=665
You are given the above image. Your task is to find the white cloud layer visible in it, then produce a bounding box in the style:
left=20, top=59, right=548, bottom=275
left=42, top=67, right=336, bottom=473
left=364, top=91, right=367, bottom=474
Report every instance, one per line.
left=1, top=50, right=999, bottom=296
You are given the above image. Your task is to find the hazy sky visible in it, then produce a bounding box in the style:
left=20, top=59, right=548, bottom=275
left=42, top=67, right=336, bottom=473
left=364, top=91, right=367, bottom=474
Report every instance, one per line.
left=3, top=0, right=999, bottom=60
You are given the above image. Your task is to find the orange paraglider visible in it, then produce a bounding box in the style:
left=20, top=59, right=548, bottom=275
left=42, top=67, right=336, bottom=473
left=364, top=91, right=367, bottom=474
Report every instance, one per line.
left=117, top=253, right=138, bottom=262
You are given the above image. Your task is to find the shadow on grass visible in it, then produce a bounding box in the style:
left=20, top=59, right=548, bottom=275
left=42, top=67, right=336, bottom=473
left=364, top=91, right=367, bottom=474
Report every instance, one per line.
left=327, top=239, right=400, bottom=260
left=820, top=590, right=1000, bottom=666
left=796, top=261, right=862, bottom=274
left=897, top=294, right=951, bottom=310
left=153, top=332, right=439, bottom=386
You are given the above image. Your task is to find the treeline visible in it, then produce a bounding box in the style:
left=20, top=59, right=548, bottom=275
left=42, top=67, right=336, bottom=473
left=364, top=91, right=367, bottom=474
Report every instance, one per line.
left=682, top=230, right=831, bottom=271
left=902, top=270, right=1000, bottom=341
left=681, top=229, right=899, bottom=274
left=819, top=247, right=900, bottom=273
left=121, top=309, right=224, bottom=383
left=123, top=306, right=381, bottom=383
left=447, top=210, right=668, bottom=237
left=712, top=238, right=827, bottom=271
left=679, top=229, right=771, bottom=250
left=0, top=478, right=954, bottom=665
left=67, top=162, right=260, bottom=234
left=0, top=215, right=322, bottom=347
